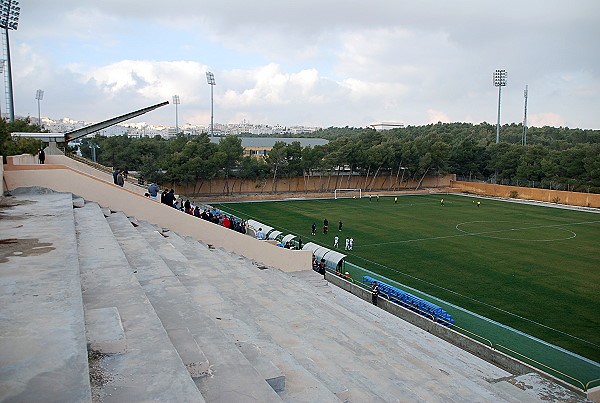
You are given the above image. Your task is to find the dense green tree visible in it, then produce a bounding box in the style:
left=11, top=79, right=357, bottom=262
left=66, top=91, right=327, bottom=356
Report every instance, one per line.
left=61, top=121, right=600, bottom=194
left=0, top=118, right=44, bottom=159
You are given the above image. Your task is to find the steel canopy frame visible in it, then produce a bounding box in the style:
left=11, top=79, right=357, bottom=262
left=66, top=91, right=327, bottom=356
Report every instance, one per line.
left=11, top=101, right=170, bottom=143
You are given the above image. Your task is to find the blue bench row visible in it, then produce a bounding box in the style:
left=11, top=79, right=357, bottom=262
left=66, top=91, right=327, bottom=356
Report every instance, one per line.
left=363, top=276, right=454, bottom=326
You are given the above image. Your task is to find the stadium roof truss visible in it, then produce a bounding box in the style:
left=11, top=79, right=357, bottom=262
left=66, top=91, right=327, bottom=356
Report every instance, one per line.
left=11, top=101, right=169, bottom=143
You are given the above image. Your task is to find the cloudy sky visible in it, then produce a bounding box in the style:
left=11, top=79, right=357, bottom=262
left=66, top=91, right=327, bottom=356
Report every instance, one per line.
left=9, top=0, right=600, bottom=129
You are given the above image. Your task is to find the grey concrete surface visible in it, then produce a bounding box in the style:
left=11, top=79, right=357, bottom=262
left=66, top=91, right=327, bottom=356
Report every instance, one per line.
left=144, top=227, right=342, bottom=403
left=85, top=306, right=126, bottom=354
left=166, top=327, right=210, bottom=377
left=156, top=224, right=547, bottom=402
left=108, top=212, right=282, bottom=403
left=75, top=202, right=205, bottom=403
left=0, top=191, right=92, bottom=403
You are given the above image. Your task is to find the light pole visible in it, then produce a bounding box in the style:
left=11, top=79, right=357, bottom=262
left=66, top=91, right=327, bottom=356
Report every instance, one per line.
left=172, top=95, right=180, bottom=135
left=523, top=85, right=528, bottom=146
left=206, top=71, right=215, bottom=137
left=0, top=0, right=20, bottom=122
left=88, top=142, right=99, bottom=162
left=493, top=69, right=507, bottom=143
left=0, top=60, right=4, bottom=118
left=35, top=89, right=44, bottom=127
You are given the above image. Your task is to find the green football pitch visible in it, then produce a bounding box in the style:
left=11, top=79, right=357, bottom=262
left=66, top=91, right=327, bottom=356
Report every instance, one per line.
left=213, top=193, right=600, bottom=384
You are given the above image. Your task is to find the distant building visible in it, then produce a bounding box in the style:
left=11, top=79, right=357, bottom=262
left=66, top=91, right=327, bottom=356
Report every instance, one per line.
left=370, top=122, right=405, bottom=131
left=210, top=137, right=329, bottom=158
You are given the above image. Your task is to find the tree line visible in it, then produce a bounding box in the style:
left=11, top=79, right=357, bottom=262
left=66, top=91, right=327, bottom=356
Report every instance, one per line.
left=2, top=117, right=598, bottom=193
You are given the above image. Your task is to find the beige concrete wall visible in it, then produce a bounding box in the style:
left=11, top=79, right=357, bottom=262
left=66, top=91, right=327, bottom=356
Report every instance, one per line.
left=6, top=154, right=146, bottom=195
left=452, top=181, right=600, bottom=208
left=174, top=174, right=457, bottom=196
left=3, top=163, right=312, bottom=272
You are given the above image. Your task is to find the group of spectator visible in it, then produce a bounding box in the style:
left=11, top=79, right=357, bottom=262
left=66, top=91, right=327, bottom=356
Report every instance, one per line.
left=199, top=209, right=248, bottom=234
left=146, top=183, right=248, bottom=235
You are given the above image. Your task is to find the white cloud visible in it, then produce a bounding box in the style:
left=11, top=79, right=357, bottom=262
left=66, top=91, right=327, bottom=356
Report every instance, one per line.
left=11, top=0, right=600, bottom=129
left=81, top=60, right=209, bottom=102
left=529, top=113, right=566, bottom=128
left=427, top=110, right=451, bottom=124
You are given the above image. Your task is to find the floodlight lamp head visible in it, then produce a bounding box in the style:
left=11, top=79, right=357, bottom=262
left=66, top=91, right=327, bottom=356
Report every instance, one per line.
left=35, top=89, right=44, bottom=100
left=0, top=0, right=20, bottom=30
left=206, top=71, right=215, bottom=85
left=493, top=69, right=507, bottom=87
left=172, top=95, right=180, bottom=104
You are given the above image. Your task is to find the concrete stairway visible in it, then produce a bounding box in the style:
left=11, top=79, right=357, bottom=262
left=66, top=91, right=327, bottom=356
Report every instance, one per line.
left=132, top=220, right=537, bottom=402
left=75, top=202, right=205, bottom=402
left=106, top=212, right=283, bottom=403
left=135, top=221, right=341, bottom=403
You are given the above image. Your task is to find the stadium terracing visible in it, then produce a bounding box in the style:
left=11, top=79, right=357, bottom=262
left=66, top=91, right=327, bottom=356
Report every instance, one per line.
left=1, top=148, right=598, bottom=401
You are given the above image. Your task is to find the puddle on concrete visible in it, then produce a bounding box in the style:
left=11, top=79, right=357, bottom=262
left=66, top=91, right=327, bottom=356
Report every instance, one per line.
left=0, top=238, right=55, bottom=263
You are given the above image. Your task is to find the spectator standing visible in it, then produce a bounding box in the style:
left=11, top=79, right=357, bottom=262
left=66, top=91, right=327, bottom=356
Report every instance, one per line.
left=318, top=258, right=326, bottom=275
left=116, top=170, right=125, bottom=187
left=164, top=189, right=176, bottom=207
left=113, top=168, right=120, bottom=185
left=148, top=183, right=159, bottom=200
left=371, top=283, right=379, bottom=306
left=38, top=148, right=45, bottom=164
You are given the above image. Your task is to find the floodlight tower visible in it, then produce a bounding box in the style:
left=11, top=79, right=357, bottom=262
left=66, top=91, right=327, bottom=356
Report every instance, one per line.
left=35, top=89, right=44, bottom=127
left=0, top=0, right=20, bottom=122
left=523, top=85, right=528, bottom=146
left=206, top=71, right=215, bottom=137
left=493, top=69, right=507, bottom=143
left=172, top=95, right=180, bottom=134
left=0, top=60, right=4, bottom=117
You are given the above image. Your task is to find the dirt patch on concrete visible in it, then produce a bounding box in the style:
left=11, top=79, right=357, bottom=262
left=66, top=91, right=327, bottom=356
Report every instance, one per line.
left=0, top=197, right=34, bottom=221
left=0, top=237, right=55, bottom=263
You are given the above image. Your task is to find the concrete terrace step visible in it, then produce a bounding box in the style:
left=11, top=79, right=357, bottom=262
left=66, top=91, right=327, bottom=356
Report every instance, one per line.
left=74, top=202, right=205, bottom=403
left=0, top=191, right=91, bottom=403
left=173, top=236, right=426, bottom=400
left=107, top=212, right=282, bottom=403
left=162, top=231, right=533, bottom=402
left=137, top=223, right=342, bottom=403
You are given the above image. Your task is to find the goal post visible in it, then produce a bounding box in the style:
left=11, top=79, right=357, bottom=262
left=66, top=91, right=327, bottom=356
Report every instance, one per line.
left=334, top=188, right=362, bottom=199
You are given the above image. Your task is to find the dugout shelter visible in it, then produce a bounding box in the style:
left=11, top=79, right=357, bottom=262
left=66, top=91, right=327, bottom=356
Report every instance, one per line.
left=302, top=242, right=347, bottom=272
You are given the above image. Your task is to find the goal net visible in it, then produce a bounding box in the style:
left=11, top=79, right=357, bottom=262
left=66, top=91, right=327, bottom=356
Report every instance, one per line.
left=334, top=189, right=362, bottom=199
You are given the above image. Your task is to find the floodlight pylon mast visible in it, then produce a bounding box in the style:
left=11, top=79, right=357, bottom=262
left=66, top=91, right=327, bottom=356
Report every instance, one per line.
left=523, top=85, right=528, bottom=146
left=206, top=71, right=215, bottom=137
left=35, top=89, right=43, bottom=127
left=172, top=95, right=180, bottom=135
left=0, top=0, right=20, bottom=122
left=493, top=69, right=507, bottom=144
